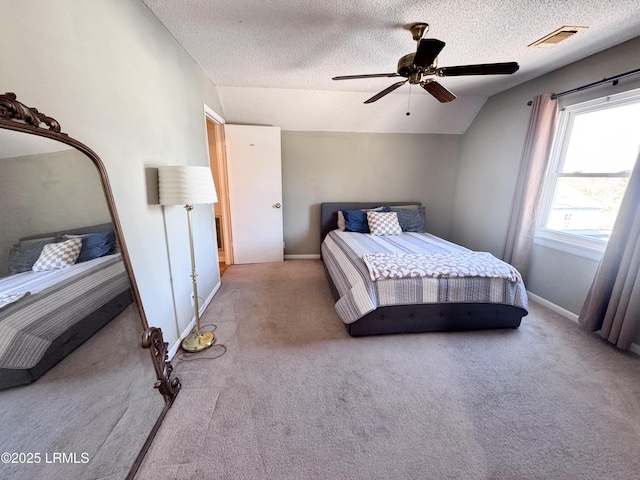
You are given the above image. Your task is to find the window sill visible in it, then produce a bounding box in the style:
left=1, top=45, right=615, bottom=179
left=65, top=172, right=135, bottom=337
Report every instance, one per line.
left=533, top=232, right=604, bottom=261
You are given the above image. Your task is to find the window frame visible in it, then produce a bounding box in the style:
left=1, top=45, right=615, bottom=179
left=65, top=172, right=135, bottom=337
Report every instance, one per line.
left=535, top=88, right=640, bottom=260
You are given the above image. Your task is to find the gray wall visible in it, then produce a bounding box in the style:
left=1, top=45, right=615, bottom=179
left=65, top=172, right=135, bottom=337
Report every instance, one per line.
left=0, top=0, right=224, bottom=349
left=281, top=131, right=462, bottom=255
left=451, top=36, right=640, bottom=333
left=0, top=149, right=111, bottom=275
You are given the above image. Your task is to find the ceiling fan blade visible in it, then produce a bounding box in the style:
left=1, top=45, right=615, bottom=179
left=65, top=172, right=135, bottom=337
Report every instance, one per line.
left=363, top=80, right=408, bottom=104
left=332, top=73, right=401, bottom=80
left=413, top=38, right=446, bottom=67
left=437, top=62, right=520, bottom=76
left=422, top=80, right=457, bottom=103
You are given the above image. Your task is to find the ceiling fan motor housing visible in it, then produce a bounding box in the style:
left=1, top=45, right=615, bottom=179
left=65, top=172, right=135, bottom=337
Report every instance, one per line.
left=398, top=53, right=417, bottom=77
left=398, top=54, right=432, bottom=83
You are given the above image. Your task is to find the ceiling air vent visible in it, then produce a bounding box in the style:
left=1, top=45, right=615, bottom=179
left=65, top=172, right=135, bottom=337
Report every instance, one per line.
left=529, top=26, right=587, bottom=48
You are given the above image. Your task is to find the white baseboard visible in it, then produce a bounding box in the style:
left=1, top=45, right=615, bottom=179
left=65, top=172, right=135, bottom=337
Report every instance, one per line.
left=168, top=280, right=221, bottom=360
left=284, top=254, right=321, bottom=260
left=527, top=291, right=640, bottom=355
left=527, top=292, right=579, bottom=323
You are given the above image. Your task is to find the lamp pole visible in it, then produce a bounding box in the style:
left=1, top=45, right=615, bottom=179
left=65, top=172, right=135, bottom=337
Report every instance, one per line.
left=180, top=204, right=216, bottom=352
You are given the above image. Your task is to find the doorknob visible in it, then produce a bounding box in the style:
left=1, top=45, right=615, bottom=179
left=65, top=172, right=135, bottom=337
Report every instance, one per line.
left=274, top=203, right=282, bottom=208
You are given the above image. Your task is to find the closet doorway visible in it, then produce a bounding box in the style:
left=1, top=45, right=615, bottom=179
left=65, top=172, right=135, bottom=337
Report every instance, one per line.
left=205, top=106, right=233, bottom=272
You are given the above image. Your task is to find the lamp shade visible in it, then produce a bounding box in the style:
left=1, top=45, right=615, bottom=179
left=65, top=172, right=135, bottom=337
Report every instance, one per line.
left=158, top=166, right=218, bottom=206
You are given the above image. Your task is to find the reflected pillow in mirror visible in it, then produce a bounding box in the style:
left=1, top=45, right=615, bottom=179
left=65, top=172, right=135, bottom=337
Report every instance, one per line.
left=7, top=237, right=61, bottom=275
left=65, top=231, right=116, bottom=263
left=32, top=237, right=83, bottom=272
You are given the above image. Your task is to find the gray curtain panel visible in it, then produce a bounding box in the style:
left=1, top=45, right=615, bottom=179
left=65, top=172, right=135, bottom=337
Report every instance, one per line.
left=502, top=93, right=558, bottom=281
left=579, top=150, right=640, bottom=350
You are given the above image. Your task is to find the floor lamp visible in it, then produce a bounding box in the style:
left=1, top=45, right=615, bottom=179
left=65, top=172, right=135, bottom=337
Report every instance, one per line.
left=158, top=165, right=218, bottom=352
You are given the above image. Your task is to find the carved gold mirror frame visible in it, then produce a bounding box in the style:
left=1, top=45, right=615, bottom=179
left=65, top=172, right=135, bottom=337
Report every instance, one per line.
left=0, top=92, right=179, bottom=478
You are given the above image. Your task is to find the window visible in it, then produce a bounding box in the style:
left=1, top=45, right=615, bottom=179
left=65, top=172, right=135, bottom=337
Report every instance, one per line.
left=536, top=89, right=640, bottom=259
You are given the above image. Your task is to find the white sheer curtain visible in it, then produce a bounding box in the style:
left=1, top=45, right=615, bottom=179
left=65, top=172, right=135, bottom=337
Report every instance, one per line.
left=503, top=94, right=558, bottom=280
left=579, top=150, right=640, bottom=350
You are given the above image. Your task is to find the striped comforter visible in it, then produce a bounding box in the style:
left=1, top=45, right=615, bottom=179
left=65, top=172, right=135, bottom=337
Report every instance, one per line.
left=321, top=230, right=528, bottom=324
left=0, top=254, right=129, bottom=369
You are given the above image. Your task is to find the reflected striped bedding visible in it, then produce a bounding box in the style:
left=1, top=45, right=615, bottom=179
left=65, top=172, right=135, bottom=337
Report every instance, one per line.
left=0, top=254, right=129, bottom=369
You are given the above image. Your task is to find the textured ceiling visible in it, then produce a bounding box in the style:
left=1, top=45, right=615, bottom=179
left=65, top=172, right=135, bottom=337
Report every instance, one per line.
left=143, top=0, right=640, bottom=134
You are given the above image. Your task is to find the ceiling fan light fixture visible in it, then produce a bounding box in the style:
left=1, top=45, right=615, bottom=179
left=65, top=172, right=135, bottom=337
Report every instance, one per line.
left=529, top=26, right=588, bottom=48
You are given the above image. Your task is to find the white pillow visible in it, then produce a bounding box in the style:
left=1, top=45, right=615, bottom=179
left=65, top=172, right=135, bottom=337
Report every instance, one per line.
left=337, top=211, right=345, bottom=231
left=32, top=237, right=83, bottom=272
left=366, top=211, right=402, bottom=236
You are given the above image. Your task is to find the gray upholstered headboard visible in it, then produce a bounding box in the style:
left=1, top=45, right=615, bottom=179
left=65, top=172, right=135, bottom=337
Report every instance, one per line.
left=320, top=202, right=422, bottom=243
left=19, top=223, right=115, bottom=242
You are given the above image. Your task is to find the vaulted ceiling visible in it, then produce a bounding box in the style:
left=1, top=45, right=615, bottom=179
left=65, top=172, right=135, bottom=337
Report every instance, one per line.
left=143, top=0, right=640, bottom=134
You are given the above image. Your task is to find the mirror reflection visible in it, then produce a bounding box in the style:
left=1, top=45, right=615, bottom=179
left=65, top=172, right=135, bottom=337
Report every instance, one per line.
left=0, top=129, right=164, bottom=479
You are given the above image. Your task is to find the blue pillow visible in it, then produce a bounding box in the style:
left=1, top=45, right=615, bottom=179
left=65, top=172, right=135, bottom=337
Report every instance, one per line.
left=343, top=207, right=391, bottom=233
left=390, top=207, right=426, bottom=232
left=75, top=231, right=116, bottom=263
left=343, top=210, right=370, bottom=233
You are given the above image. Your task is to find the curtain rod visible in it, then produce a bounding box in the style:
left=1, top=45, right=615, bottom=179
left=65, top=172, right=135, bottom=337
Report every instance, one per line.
left=551, top=67, right=640, bottom=99
left=526, top=67, right=640, bottom=105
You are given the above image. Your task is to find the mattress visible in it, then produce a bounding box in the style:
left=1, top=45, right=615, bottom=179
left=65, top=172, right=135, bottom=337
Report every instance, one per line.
left=0, top=254, right=129, bottom=369
left=321, top=230, right=529, bottom=325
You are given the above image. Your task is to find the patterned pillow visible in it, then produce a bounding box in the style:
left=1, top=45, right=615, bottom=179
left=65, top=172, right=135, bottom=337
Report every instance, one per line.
left=32, top=237, right=83, bottom=272
left=7, top=237, right=61, bottom=274
left=366, top=211, right=402, bottom=236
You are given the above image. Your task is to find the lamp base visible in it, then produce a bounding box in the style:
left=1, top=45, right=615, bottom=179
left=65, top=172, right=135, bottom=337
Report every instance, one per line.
left=181, top=331, right=216, bottom=352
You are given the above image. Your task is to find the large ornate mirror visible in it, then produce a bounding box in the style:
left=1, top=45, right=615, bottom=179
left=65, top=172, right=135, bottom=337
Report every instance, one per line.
left=0, top=93, right=179, bottom=479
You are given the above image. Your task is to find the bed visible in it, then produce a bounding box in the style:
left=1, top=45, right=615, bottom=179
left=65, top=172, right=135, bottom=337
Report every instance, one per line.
left=0, top=224, right=133, bottom=389
left=320, top=202, right=528, bottom=336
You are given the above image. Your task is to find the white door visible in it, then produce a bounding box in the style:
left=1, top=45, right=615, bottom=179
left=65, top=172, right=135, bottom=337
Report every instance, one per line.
left=224, top=124, right=284, bottom=264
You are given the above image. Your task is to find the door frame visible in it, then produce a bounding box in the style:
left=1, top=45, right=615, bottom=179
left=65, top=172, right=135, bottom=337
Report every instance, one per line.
left=203, top=104, right=234, bottom=265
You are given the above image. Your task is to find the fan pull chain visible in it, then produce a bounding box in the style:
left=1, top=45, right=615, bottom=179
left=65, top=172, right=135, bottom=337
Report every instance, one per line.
left=406, top=85, right=412, bottom=116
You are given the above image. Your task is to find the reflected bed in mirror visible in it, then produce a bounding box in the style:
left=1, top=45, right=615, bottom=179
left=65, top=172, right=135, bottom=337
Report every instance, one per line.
left=0, top=93, right=179, bottom=479
left=0, top=140, right=128, bottom=387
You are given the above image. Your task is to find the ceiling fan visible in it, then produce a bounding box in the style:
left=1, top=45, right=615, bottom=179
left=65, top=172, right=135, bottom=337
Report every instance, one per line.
left=332, top=23, right=519, bottom=104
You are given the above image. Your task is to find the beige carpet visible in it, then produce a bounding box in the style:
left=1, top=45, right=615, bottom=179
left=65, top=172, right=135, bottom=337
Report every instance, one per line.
left=135, top=260, right=640, bottom=480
